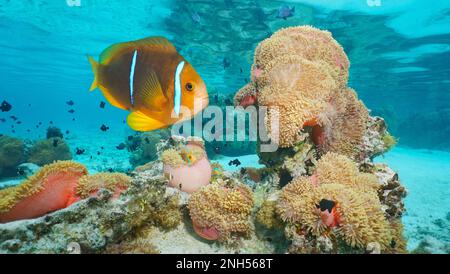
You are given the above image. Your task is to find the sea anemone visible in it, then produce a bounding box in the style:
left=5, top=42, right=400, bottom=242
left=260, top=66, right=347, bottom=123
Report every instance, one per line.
left=188, top=183, right=254, bottom=242
left=234, top=26, right=369, bottom=159
left=161, top=143, right=211, bottom=194
left=0, top=161, right=87, bottom=223
left=276, top=152, right=398, bottom=252
left=253, top=25, right=349, bottom=87
left=76, top=172, right=132, bottom=199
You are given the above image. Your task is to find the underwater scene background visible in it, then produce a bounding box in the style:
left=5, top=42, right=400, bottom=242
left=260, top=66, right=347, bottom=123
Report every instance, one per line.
left=0, top=0, right=449, bottom=253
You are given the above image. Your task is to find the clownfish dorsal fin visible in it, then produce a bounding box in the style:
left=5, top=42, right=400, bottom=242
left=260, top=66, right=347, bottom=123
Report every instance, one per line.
left=135, top=69, right=168, bottom=111
left=134, top=36, right=177, bottom=53
left=99, top=37, right=176, bottom=64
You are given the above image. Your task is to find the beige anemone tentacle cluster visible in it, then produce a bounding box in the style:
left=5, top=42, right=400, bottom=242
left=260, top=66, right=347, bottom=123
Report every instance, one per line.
left=234, top=26, right=369, bottom=157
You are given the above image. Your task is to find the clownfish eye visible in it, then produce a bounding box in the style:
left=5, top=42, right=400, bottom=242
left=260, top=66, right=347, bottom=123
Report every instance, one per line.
left=185, top=82, right=194, bottom=91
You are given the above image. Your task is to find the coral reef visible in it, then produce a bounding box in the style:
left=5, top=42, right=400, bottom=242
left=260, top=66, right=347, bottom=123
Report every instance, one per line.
left=27, top=137, right=72, bottom=166
left=0, top=135, right=26, bottom=178
left=162, top=140, right=212, bottom=193
left=0, top=25, right=409, bottom=254
left=274, top=153, right=407, bottom=253
left=76, top=172, right=131, bottom=199
left=188, top=182, right=254, bottom=242
left=0, top=161, right=87, bottom=223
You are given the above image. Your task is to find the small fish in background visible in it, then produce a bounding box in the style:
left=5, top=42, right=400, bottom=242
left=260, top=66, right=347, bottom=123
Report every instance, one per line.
left=99, top=101, right=106, bottom=109
left=38, top=122, right=42, bottom=125
left=0, top=118, right=6, bottom=123
left=10, top=115, right=18, bottom=121
left=97, top=151, right=101, bottom=155
left=1, top=100, right=12, bottom=112
left=87, top=37, right=209, bottom=132
left=27, top=129, right=30, bottom=132
left=276, top=5, right=295, bottom=20
left=116, top=143, right=126, bottom=150
left=16, top=121, right=21, bottom=124
left=68, top=109, right=75, bottom=114
left=191, top=11, right=201, bottom=24
left=65, top=130, right=70, bottom=134
left=52, top=139, right=59, bottom=147
left=75, top=148, right=85, bottom=155
left=49, top=121, right=53, bottom=124
left=66, top=100, right=75, bottom=106
left=240, top=67, right=243, bottom=74
left=100, top=146, right=104, bottom=150
left=223, top=57, right=231, bottom=69
left=72, top=118, right=76, bottom=121
left=11, top=129, right=15, bottom=133
left=100, top=124, right=109, bottom=132
left=228, top=158, right=241, bottom=167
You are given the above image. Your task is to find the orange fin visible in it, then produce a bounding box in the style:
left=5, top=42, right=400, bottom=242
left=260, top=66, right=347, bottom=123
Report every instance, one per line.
left=135, top=69, right=168, bottom=111
left=127, top=111, right=167, bottom=132
left=99, top=36, right=176, bottom=64
left=87, top=56, right=99, bottom=92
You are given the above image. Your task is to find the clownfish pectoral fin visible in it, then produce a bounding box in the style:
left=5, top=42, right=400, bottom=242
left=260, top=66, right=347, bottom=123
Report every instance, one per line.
left=87, top=56, right=99, bottom=92
left=135, top=70, right=168, bottom=111
left=127, top=111, right=167, bottom=132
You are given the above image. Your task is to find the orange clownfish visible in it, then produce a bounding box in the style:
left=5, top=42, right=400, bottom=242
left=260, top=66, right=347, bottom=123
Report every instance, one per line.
left=87, top=37, right=209, bottom=132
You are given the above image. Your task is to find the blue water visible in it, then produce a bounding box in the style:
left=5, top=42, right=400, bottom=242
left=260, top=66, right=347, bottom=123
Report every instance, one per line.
left=0, top=0, right=449, bottom=252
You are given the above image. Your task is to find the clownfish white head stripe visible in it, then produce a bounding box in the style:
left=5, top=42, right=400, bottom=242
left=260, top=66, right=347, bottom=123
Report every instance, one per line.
left=174, top=60, right=185, bottom=116
left=129, top=50, right=138, bottom=105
